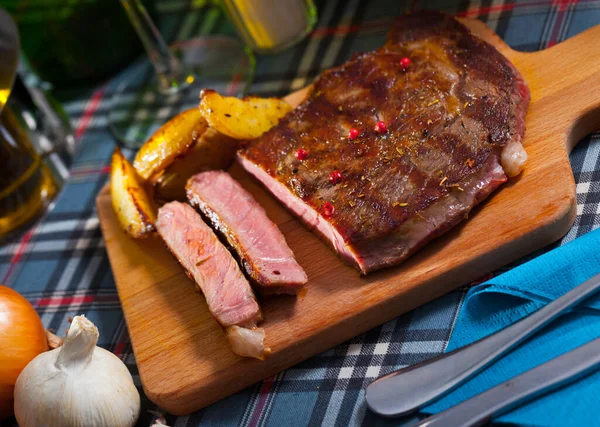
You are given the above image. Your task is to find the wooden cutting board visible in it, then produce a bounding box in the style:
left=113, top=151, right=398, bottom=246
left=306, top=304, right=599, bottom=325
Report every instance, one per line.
left=97, top=19, right=600, bottom=415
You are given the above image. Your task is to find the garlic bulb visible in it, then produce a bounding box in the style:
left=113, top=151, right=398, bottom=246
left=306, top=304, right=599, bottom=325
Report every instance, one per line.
left=14, top=315, right=140, bottom=427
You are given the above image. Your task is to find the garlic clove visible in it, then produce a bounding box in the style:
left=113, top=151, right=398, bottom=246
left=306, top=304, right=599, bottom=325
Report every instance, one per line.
left=149, top=411, right=171, bottom=426
left=226, top=326, right=269, bottom=359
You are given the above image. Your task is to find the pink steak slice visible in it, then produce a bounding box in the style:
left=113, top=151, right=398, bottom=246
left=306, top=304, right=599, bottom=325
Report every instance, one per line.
left=156, top=201, right=262, bottom=327
left=187, top=170, right=307, bottom=295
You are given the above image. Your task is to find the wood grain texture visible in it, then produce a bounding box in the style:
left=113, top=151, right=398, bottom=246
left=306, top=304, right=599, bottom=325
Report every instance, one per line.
left=97, top=19, right=600, bottom=415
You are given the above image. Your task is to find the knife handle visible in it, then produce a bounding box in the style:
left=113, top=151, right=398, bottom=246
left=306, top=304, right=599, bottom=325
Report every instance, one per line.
left=365, top=273, right=600, bottom=417
left=414, top=336, right=600, bottom=427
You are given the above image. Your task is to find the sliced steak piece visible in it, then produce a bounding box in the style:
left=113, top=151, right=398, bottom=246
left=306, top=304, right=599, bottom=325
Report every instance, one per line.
left=238, top=11, right=530, bottom=274
left=156, top=201, right=265, bottom=359
left=187, top=170, right=307, bottom=295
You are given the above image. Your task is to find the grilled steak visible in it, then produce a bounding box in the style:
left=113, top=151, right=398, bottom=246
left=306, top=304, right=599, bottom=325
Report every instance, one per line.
left=187, top=171, right=307, bottom=294
left=237, top=11, right=530, bottom=274
left=156, top=201, right=266, bottom=358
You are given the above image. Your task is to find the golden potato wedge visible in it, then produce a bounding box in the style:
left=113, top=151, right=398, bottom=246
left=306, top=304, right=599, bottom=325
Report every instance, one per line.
left=198, top=89, right=292, bottom=140
left=133, top=108, right=208, bottom=180
left=111, top=147, right=157, bottom=238
left=152, top=127, right=239, bottom=203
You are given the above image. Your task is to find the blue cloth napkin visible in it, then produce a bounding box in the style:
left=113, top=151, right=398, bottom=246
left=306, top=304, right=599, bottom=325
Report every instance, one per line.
left=423, top=228, right=600, bottom=426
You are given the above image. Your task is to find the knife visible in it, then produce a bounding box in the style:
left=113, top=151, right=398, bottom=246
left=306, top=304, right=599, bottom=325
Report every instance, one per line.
left=412, top=335, right=600, bottom=427
left=365, top=272, right=600, bottom=417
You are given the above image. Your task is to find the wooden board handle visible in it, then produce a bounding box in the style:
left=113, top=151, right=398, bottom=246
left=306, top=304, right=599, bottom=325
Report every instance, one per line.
left=516, top=24, right=600, bottom=151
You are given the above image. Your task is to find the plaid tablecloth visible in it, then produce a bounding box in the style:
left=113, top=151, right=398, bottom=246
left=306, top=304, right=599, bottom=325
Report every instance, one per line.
left=2, top=1, right=600, bottom=426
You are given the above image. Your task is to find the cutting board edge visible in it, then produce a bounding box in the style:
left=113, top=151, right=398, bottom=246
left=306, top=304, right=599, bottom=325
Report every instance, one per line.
left=97, top=182, right=577, bottom=415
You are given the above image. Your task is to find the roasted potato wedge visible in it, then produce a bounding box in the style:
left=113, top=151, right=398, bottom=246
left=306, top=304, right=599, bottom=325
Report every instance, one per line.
left=152, top=127, right=239, bottom=203
left=133, top=108, right=208, bottom=180
left=198, top=89, right=292, bottom=140
left=110, top=147, right=157, bottom=238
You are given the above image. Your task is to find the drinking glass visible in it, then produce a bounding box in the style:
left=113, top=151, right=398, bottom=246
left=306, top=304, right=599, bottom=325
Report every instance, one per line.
left=223, top=0, right=317, bottom=54
left=108, top=0, right=254, bottom=148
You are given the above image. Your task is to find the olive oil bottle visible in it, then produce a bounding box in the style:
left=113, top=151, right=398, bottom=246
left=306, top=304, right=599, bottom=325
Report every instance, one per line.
left=0, top=8, right=69, bottom=237
left=0, top=101, right=57, bottom=236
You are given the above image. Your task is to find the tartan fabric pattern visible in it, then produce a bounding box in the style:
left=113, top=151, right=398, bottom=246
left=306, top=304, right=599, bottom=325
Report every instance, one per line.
left=2, top=1, right=600, bottom=426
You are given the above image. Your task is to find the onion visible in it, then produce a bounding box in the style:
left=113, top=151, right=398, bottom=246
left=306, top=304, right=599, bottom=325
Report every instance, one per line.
left=0, top=285, right=48, bottom=420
